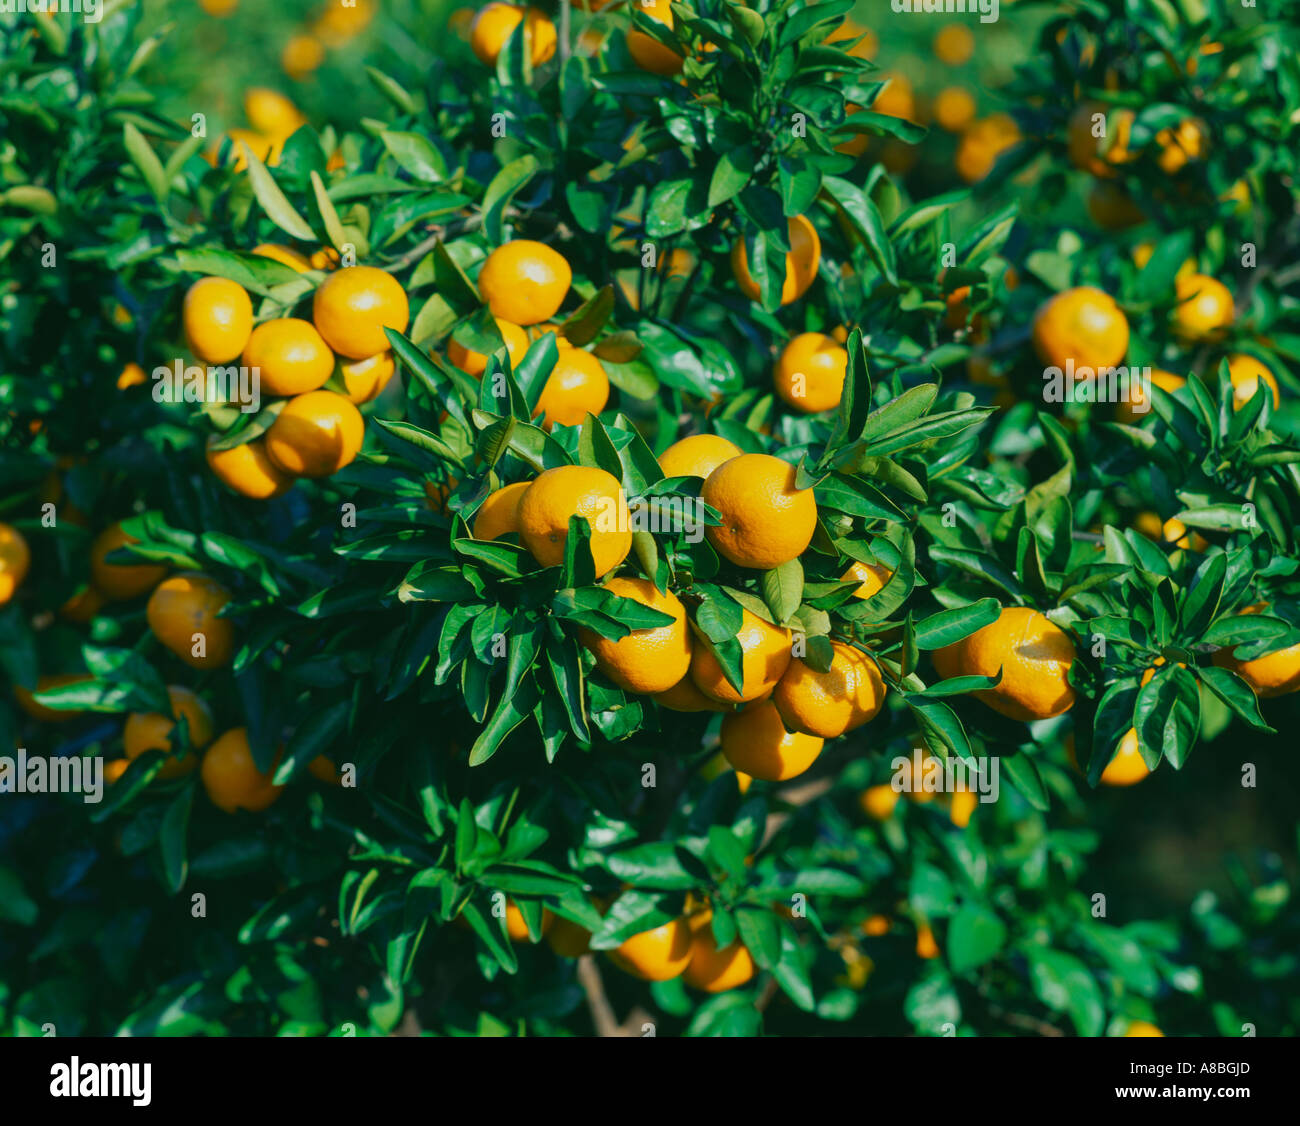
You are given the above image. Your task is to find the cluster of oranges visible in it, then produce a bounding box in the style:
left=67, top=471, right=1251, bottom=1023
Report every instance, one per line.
left=183, top=260, right=408, bottom=497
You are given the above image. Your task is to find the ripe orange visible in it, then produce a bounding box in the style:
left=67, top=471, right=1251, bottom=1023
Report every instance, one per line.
left=1171, top=273, right=1234, bottom=343
left=281, top=34, right=325, bottom=80
left=1032, top=287, right=1130, bottom=371
left=124, top=685, right=214, bottom=780
left=546, top=913, right=594, bottom=958
left=1124, top=1021, right=1164, bottom=1037
left=915, top=922, right=940, bottom=959
left=182, top=277, right=253, bottom=364
left=200, top=728, right=284, bottom=813
left=104, top=760, right=131, bottom=785
left=1114, top=368, right=1186, bottom=424
left=720, top=700, right=825, bottom=782
left=682, top=910, right=757, bottom=993
left=90, top=523, right=168, bottom=601
left=252, top=243, right=313, bottom=273
left=772, top=641, right=886, bottom=738
left=859, top=784, right=900, bottom=820
left=933, top=606, right=1077, bottom=721
left=308, top=756, right=343, bottom=785
left=242, top=317, right=335, bottom=396
left=13, top=674, right=91, bottom=723
left=243, top=87, right=305, bottom=140
left=1155, top=118, right=1207, bottom=174
left=954, top=114, right=1020, bottom=182
left=472, top=481, right=530, bottom=540
left=0, top=523, right=30, bottom=604
left=206, top=437, right=294, bottom=499
left=117, top=362, right=148, bottom=390
left=516, top=465, right=632, bottom=577
left=657, top=434, right=742, bottom=480
left=933, top=86, right=976, bottom=133
left=1100, top=729, right=1151, bottom=787
left=477, top=240, right=572, bottom=326
left=339, top=351, right=396, bottom=404
left=1066, top=103, right=1135, bottom=177
left=1212, top=603, right=1300, bottom=698
left=609, top=916, right=693, bottom=980
left=533, top=349, right=610, bottom=430
left=146, top=572, right=235, bottom=669
left=689, top=607, right=791, bottom=704
left=501, top=900, right=552, bottom=942
left=59, top=585, right=105, bottom=624
left=701, top=453, right=818, bottom=570
left=580, top=577, right=692, bottom=695
left=933, top=24, right=974, bottom=65
left=1225, top=353, right=1280, bottom=410
left=626, top=0, right=683, bottom=75
left=470, top=3, right=556, bottom=67
left=447, top=318, right=530, bottom=376
left=773, top=333, right=848, bottom=414
left=264, top=390, right=365, bottom=478
left=312, top=266, right=409, bottom=359
left=843, top=560, right=892, bottom=600
left=872, top=73, right=917, bottom=122
left=654, top=674, right=728, bottom=713
left=213, top=128, right=283, bottom=171
left=731, top=215, right=821, bottom=306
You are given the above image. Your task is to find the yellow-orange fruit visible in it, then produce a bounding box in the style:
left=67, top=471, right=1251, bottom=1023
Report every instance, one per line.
left=772, top=641, right=886, bottom=738
left=720, top=700, right=825, bottom=782
left=580, top=577, right=692, bottom=695
left=146, top=572, right=236, bottom=669
left=688, top=608, right=791, bottom=705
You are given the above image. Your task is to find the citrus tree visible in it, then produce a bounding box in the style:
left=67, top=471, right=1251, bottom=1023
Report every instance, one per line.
left=1, top=0, right=1297, bottom=1037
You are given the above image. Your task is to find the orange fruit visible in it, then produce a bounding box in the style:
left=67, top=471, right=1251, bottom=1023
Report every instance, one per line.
left=933, top=86, right=976, bottom=133
left=1212, top=603, right=1300, bottom=698
left=915, top=922, right=940, bottom=959
left=657, top=434, right=742, bottom=480
left=339, top=351, right=396, bottom=404
left=935, top=606, right=1076, bottom=721
left=731, top=215, right=821, bottom=306
left=527, top=321, right=573, bottom=348
left=859, top=784, right=900, bottom=820
left=104, top=760, right=131, bottom=785
left=313, top=0, right=374, bottom=42
left=472, top=481, right=531, bottom=540
left=701, top=453, right=818, bottom=570
left=773, top=333, right=848, bottom=413
left=1155, top=118, right=1207, bottom=175
left=954, top=114, right=1020, bottom=182
left=90, top=522, right=168, bottom=601
left=1114, top=368, right=1186, bottom=424
left=1032, top=287, right=1129, bottom=371
left=546, top=912, right=595, bottom=958
left=580, top=577, right=692, bottom=695
left=123, top=685, right=214, bottom=780
left=533, top=349, right=610, bottom=430
left=252, top=243, right=313, bottom=273
left=501, top=900, right=552, bottom=942
left=720, top=700, right=824, bottom=782
left=199, top=0, right=237, bottom=14
left=1099, top=729, right=1151, bottom=787
left=312, top=266, right=409, bottom=359
left=1171, top=273, right=1234, bottom=343
left=264, top=390, right=365, bottom=478
left=117, top=362, right=148, bottom=390
left=843, top=560, right=892, bottom=600
left=308, top=756, right=343, bottom=785
left=933, top=24, right=974, bottom=65
left=146, top=572, right=235, bottom=669
left=608, top=916, right=693, bottom=981
left=242, top=317, right=335, bottom=396
left=182, top=277, right=253, bottom=364
left=13, top=674, right=91, bottom=723
left=682, top=910, right=757, bottom=993
left=213, top=128, right=283, bottom=171
left=862, top=914, right=891, bottom=937
left=516, top=465, right=632, bottom=577
left=1066, top=103, right=1136, bottom=177
left=1124, top=1020, right=1164, bottom=1037
left=626, top=0, right=683, bottom=75
left=281, top=34, right=325, bottom=80
left=477, top=240, right=572, bottom=326
left=1225, top=353, right=1280, bottom=410
left=872, top=73, right=916, bottom=122
left=654, top=675, right=728, bottom=713
left=470, top=3, right=556, bottom=67
left=689, top=607, right=791, bottom=704
left=200, top=728, right=284, bottom=813
left=447, top=318, right=530, bottom=376
left=311, top=247, right=341, bottom=271
left=0, top=523, right=30, bottom=604
left=243, top=87, right=305, bottom=140
left=772, top=641, right=886, bottom=738
left=206, top=437, right=294, bottom=499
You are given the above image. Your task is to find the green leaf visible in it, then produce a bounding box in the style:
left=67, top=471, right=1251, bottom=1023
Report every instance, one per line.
left=241, top=143, right=316, bottom=241
left=947, top=906, right=1007, bottom=974
left=123, top=122, right=167, bottom=202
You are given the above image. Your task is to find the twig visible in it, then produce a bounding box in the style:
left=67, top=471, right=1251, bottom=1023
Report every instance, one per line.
left=576, top=954, right=624, bottom=1036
